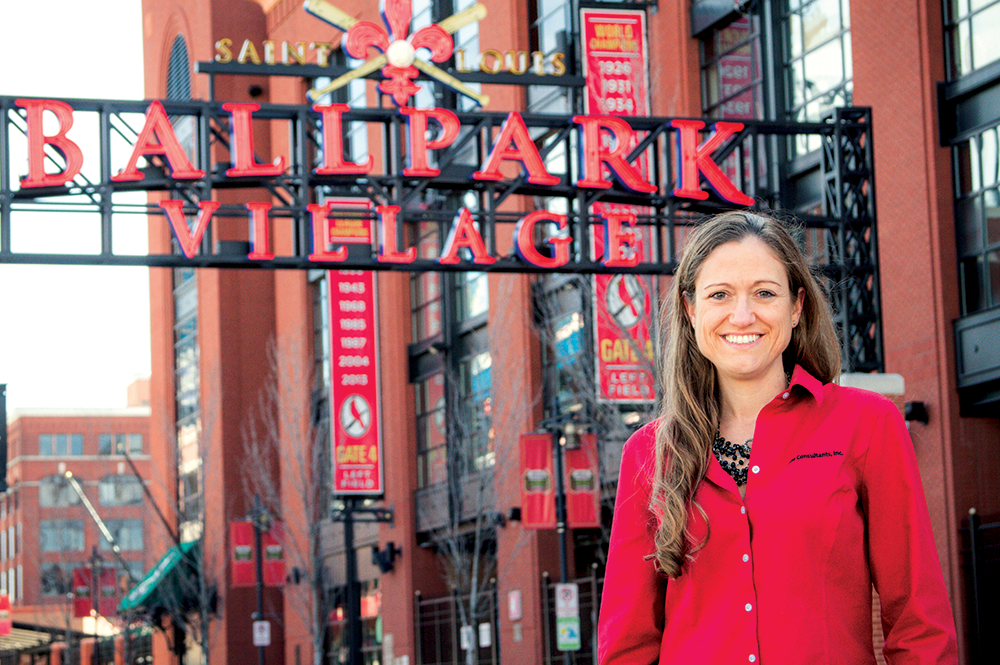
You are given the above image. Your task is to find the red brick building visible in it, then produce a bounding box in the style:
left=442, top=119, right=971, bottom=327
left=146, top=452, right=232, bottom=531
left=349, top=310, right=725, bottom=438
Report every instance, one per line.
left=2, top=381, right=154, bottom=634
left=133, top=1, right=1000, bottom=664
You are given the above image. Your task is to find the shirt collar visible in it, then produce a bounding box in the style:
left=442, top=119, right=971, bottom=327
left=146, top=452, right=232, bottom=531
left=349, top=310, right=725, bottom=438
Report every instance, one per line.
left=789, top=364, right=825, bottom=406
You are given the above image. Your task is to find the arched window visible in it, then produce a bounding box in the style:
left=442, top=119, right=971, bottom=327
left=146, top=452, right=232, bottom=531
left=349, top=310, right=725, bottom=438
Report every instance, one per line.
left=166, top=34, right=191, bottom=100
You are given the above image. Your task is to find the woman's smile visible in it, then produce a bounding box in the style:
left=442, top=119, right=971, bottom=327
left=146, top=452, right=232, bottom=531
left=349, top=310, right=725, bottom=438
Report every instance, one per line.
left=685, top=236, right=803, bottom=388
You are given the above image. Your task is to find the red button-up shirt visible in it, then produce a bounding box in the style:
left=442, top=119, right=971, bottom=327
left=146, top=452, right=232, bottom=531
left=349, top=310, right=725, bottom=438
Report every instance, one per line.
left=598, top=366, right=958, bottom=665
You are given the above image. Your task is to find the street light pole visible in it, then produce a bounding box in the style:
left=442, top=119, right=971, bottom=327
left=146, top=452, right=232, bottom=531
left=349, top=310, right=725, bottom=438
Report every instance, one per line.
left=89, top=546, right=103, bottom=665
left=252, top=495, right=270, bottom=665
left=330, top=501, right=393, bottom=665
left=553, top=429, right=569, bottom=585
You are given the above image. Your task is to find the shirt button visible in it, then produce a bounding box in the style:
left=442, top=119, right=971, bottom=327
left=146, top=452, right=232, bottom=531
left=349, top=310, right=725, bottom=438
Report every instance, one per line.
left=742, top=554, right=749, bottom=562
left=745, top=603, right=752, bottom=611
left=741, top=506, right=746, bottom=514
left=749, top=656, right=756, bottom=663
left=782, top=391, right=790, bottom=399
left=751, top=465, right=760, bottom=474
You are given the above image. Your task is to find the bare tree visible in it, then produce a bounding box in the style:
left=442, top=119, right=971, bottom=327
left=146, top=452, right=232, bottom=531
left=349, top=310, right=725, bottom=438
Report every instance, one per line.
left=530, top=273, right=659, bottom=569
left=239, top=336, right=334, bottom=665
left=118, top=380, right=223, bottom=665
left=418, top=275, right=540, bottom=665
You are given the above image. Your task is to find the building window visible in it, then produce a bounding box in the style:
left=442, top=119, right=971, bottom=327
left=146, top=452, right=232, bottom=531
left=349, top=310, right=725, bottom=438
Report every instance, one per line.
left=39, top=475, right=82, bottom=507
left=455, top=333, right=493, bottom=473
left=528, top=0, right=573, bottom=114
left=416, top=374, right=448, bottom=487
left=411, top=223, right=444, bottom=343
left=41, top=563, right=79, bottom=597
left=954, top=124, right=1000, bottom=314
left=784, top=0, right=853, bottom=154
left=701, top=14, right=764, bottom=120
left=38, top=434, right=83, bottom=456
left=945, top=0, right=1000, bottom=79
left=99, top=433, right=143, bottom=455
left=100, top=519, right=144, bottom=551
left=314, top=50, right=369, bottom=167
left=40, top=520, right=85, bottom=552
left=99, top=475, right=144, bottom=506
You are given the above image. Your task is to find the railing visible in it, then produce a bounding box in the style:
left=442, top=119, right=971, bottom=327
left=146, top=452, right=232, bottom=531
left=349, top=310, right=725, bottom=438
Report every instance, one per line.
left=415, top=587, right=499, bottom=665
left=964, top=508, right=1000, bottom=664
left=541, top=569, right=603, bottom=665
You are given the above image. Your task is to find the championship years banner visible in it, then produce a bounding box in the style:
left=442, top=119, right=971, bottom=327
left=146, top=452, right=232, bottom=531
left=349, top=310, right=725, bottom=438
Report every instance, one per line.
left=326, top=199, right=385, bottom=495
left=582, top=8, right=656, bottom=404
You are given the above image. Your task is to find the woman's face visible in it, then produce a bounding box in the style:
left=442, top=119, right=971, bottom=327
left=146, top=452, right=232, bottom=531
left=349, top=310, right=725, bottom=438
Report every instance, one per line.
left=684, top=236, right=804, bottom=388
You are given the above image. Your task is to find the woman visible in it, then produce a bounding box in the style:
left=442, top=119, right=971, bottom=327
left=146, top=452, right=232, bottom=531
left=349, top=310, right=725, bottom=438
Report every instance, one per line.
left=598, top=212, right=957, bottom=664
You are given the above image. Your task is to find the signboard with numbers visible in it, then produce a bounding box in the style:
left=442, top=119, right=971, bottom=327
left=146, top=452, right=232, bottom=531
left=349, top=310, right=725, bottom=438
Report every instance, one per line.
left=328, top=200, right=383, bottom=495
left=581, top=7, right=657, bottom=404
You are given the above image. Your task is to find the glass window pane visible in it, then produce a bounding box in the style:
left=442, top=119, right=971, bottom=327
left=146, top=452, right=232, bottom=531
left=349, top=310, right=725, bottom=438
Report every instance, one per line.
left=956, top=196, right=984, bottom=255
left=70, top=434, right=83, bottom=456
left=961, top=255, right=985, bottom=313
left=802, top=0, right=843, bottom=52
left=956, top=140, right=975, bottom=194
left=987, top=190, right=1000, bottom=245
left=129, top=434, right=143, bottom=454
left=990, top=249, right=1000, bottom=306
left=982, top=128, right=999, bottom=188
left=54, top=435, right=68, bottom=456
left=39, top=435, right=52, bottom=456
left=803, top=39, right=846, bottom=99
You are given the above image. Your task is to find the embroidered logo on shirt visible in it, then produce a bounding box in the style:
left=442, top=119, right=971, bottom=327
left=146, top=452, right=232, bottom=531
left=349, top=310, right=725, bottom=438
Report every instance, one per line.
left=790, top=451, right=844, bottom=462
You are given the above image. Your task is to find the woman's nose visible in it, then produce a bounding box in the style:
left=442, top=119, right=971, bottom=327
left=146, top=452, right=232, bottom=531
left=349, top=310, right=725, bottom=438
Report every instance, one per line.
left=729, top=296, right=756, bottom=326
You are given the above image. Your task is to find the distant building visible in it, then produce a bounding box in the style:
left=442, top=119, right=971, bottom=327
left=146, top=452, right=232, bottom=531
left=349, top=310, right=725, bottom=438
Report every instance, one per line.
left=2, top=379, right=155, bottom=633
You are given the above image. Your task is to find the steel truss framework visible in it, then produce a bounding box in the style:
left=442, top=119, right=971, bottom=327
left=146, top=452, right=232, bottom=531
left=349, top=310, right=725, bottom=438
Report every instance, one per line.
left=0, top=97, right=881, bottom=371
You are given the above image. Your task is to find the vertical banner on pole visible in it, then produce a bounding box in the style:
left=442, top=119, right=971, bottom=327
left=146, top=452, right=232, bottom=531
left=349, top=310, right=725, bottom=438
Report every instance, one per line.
left=73, top=568, right=92, bottom=618
left=0, top=594, right=10, bottom=636
left=72, top=568, right=118, bottom=617
left=581, top=8, right=656, bottom=405
left=262, top=521, right=285, bottom=587
left=98, top=569, right=118, bottom=617
left=327, top=200, right=383, bottom=495
left=231, top=520, right=256, bottom=588
left=564, top=433, right=601, bottom=528
left=519, top=433, right=556, bottom=529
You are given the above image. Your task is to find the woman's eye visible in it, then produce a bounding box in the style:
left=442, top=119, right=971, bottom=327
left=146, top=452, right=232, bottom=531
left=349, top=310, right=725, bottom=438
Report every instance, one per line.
left=708, top=291, right=727, bottom=300
left=757, top=289, right=776, bottom=298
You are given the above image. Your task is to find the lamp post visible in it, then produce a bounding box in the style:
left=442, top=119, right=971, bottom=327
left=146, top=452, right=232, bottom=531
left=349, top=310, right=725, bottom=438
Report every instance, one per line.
left=330, top=501, right=394, bottom=665
left=541, top=406, right=582, bottom=665
left=88, top=546, right=103, bottom=665
left=250, top=495, right=271, bottom=665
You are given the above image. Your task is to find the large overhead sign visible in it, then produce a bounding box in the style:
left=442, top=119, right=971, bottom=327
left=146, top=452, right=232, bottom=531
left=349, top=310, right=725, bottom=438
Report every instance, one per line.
left=0, top=93, right=761, bottom=273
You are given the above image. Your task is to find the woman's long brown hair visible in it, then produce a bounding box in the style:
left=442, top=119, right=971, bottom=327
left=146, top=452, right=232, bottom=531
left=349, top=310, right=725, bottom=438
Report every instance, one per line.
left=649, top=211, right=841, bottom=577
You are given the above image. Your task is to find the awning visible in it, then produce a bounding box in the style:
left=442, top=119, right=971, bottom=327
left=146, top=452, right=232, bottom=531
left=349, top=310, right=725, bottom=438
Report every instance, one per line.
left=119, top=540, right=200, bottom=614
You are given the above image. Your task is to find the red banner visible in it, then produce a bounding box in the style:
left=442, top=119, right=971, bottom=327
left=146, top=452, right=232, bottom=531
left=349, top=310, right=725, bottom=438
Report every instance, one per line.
left=231, top=520, right=256, bottom=588
left=565, top=433, right=601, bottom=528
left=232, top=520, right=285, bottom=587
left=0, top=594, right=10, bottom=636
left=520, top=433, right=556, bottom=529
left=73, top=568, right=118, bottom=618
left=263, top=522, right=286, bottom=587
left=327, top=200, right=383, bottom=495
left=582, top=8, right=656, bottom=404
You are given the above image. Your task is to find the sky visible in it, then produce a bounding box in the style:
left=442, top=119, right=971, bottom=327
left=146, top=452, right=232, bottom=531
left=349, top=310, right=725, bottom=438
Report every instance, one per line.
left=0, top=0, right=151, bottom=412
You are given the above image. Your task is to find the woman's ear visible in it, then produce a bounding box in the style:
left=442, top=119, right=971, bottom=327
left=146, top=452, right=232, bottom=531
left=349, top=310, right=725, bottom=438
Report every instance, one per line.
left=793, top=287, right=805, bottom=324
left=683, top=291, right=695, bottom=324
